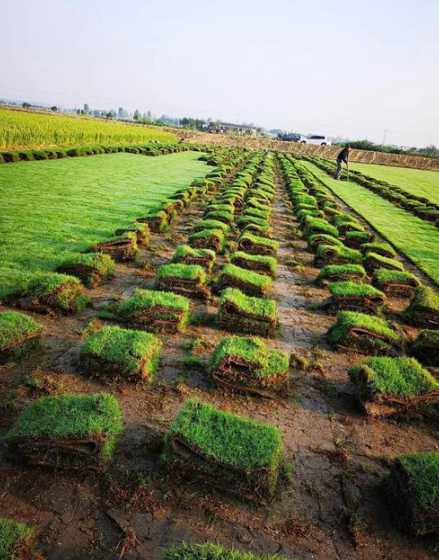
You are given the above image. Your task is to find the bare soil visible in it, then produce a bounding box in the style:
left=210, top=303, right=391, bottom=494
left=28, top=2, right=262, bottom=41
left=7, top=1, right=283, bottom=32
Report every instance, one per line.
left=0, top=171, right=438, bottom=560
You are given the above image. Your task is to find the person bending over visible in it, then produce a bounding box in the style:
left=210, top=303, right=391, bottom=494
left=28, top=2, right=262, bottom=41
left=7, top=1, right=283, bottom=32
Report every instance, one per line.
left=335, top=145, right=350, bottom=179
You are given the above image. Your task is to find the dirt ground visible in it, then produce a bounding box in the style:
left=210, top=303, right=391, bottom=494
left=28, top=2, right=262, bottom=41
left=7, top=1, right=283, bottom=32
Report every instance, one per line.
left=0, top=167, right=438, bottom=560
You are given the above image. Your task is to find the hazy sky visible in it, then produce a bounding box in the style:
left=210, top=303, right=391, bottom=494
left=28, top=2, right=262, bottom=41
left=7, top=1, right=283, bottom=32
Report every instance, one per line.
left=1, top=0, right=438, bottom=146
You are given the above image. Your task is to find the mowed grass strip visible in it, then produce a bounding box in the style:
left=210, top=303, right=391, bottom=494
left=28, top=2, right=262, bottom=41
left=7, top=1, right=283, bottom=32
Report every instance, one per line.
left=0, top=152, right=208, bottom=272
left=350, top=162, right=439, bottom=206
left=304, top=162, right=439, bottom=286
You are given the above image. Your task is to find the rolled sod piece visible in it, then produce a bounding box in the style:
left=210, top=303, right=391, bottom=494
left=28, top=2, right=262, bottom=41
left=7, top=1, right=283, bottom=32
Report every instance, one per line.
left=115, top=288, right=190, bottom=333
left=137, top=210, right=168, bottom=233
left=210, top=336, right=289, bottom=397
left=316, top=264, right=367, bottom=286
left=89, top=232, right=138, bottom=262
left=372, top=268, right=420, bottom=297
left=80, top=325, right=161, bottom=381
left=242, top=206, right=271, bottom=220
left=163, top=400, right=285, bottom=502
left=57, top=253, right=115, bottom=288
left=348, top=356, right=439, bottom=417
left=172, top=244, right=216, bottom=272
left=387, top=452, right=439, bottom=535
left=327, top=281, right=386, bottom=314
left=308, top=233, right=344, bottom=251
left=240, top=222, right=272, bottom=237
left=204, top=209, right=234, bottom=224
left=5, top=393, right=123, bottom=469
left=361, top=242, right=396, bottom=259
left=0, top=518, right=35, bottom=560
left=189, top=228, right=225, bottom=253
left=327, top=311, right=403, bottom=355
left=216, top=264, right=272, bottom=297
left=237, top=214, right=271, bottom=230
left=364, top=252, right=404, bottom=273
left=238, top=232, right=279, bottom=257
left=410, top=330, right=439, bottom=367
left=231, top=251, right=277, bottom=278
left=192, top=219, right=229, bottom=234
left=161, top=542, right=288, bottom=560
left=303, top=217, right=338, bottom=239
left=115, top=222, right=150, bottom=245
left=344, top=230, right=374, bottom=249
left=338, top=222, right=365, bottom=235
left=218, top=288, right=278, bottom=337
left=314, top=244, right=363, bottom=267
left=2, top=270, right=88, bottom=314
left=156, top=263, right=209, bottom=299
left=404, top=286, right=439, bottom=328
left=0, top=311, right=42, bottom=363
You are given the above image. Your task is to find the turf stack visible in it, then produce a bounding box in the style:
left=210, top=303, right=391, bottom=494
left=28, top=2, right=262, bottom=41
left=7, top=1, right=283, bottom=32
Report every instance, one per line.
left=216, top=264, right=273, bottom=297
left=163, top=400, right=285, bottom=502
left=156, top=263, right=209, bottom=299
left=404, top=286, right=439, bottom=328
left=326, top=281, right=386, bottom=314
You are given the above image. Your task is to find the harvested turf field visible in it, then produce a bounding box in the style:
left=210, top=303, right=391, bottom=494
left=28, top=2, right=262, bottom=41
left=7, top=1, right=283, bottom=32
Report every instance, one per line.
left=304, top=162, right=439, bottom=285
left=350, top=162, right=439, bottom=205
left=0, top=152, right=208, bottom=272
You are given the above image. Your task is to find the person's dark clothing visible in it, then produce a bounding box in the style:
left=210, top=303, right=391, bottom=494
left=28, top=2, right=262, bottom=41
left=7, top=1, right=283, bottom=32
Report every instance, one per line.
left=337, top=147, right=350, bottom=164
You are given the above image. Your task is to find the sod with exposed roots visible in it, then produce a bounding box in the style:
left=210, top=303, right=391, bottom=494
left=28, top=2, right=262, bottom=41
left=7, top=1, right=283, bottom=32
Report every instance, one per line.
left=216, top=264, right=273, bottom=297
left=80, top=325, right=162, bottom=381
left=6, top=393, right=123, bottom=468
left=238, top=233, right=279, bottom=256
left=56, top=252, right=115, bottom=288
left=372, top=268, right=420, bottom=297
left=410, top=330, right=439, bottom=367
left=161, top=542, right=287, bottom=560
left=156, top=263, right=209, bottom=299
left=0, top=311, right=42, bottom=362
left=173, top=244, right=216, bottom=271
left=327, top=281, right=386, bottom=314
left=164, top=400, right=285, bottom=501
left=0, top=517, right=34, bottom=560
left=316, top=264, right=367, bottom=286
left=231, top=251, right=277, bottom=278
left=114, top=288, right=190, bottom=333
left=404, top=286, right=439, bottom=328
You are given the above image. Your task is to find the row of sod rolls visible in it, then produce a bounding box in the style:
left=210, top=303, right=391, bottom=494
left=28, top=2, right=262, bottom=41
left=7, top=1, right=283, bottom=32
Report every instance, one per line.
left=279, top=152, right=439, bottom=536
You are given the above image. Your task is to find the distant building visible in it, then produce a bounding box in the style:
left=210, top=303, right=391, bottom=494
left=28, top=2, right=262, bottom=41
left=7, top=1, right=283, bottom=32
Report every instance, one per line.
left=207, top=122, right=262, bottom=136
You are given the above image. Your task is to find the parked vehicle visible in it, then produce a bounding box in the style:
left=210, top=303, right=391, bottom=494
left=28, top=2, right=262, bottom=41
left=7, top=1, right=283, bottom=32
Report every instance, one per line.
left=300, top=134, right=331, bottom=146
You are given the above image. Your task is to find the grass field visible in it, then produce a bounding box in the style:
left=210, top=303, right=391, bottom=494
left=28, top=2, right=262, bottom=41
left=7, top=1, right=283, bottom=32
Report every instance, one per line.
left=304, top=162, right=439, bottom=285
left=0, top=107, right=176, bottom=150
left=350, top=162, right=439, bottom=205
left=0, top=151, right=207, bottom=272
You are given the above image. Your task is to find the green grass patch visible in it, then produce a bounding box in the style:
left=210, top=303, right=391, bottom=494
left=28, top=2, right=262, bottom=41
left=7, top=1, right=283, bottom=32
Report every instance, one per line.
left=329, top=281, right=384, bottom=298
left=316, top=264, right=366, bottom=285
left=173, top=244, right=216, bottom=272
left=361, top=242, right=396, bottom=259
left=157, top=263, right=206, bottom=283
left=0, top=152, right=208, bottom=273
left=303, top=217, right=338, bottom=238
left=189, top=229, right=225, bottom=253
left=344, top=230, right=374, bottom=247
left=372, top=268, right=420, bottom=296
left=80, top=325, right=161, bottom=381
left=0, top=311, right=42, bottom=361
left=231, top=251, right=277, bottom=278
left=6, top=393, right=123, bottom=465
left=304, top=162, right=439, bottom=286
left=315, top=244, right=363, bottom=265
left=238, top=232, right=279, bottom=256
left=193, top=219, right=229, bottom=233
left=161, top=542, right=287, bottom=560
left=216, top=264, right=272, bottom=297
left=364, top=252, right=404, bottom=272
left=0, top=518, right=34, bottom=560
left=404, top=286, right=439, bottom=328
left=56, top=252, right=115, bottom=288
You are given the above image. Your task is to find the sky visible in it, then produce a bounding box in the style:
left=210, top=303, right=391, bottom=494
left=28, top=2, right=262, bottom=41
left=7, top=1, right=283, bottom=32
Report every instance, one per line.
left=1, top=0, right=438, bottom=147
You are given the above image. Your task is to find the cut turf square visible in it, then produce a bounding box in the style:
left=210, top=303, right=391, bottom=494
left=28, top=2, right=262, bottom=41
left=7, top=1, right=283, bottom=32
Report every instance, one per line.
left=172, top=244, right=216, bottom=272
left=218, top=288, right=279, bottom=337
left=80, top=325, right=161, bottom=381
left=210, top=336, right=289, bottom=397
left=56, top=252, right=115, bottom=288
left=164, top=399, right=285, bottom=502
left=327, top=281, right=386, bottom=314
left=238, top=233, right=279, bottom=256
left=89, top=232, right=138, bottom=262
left=137, top=210, right=168, bottom=232
left=216, top=264, right=272, bottom=297
left=231, top=251, right=277, bottom=278
left=6, top=393, right=123, bottom=469
left=115, top=288, right=190, bottom=333
left=115, top=222, right=150, bottom=245
left=0, top=518, right=34, bottom=560
left=327, top=311, right=403, bottom=355
left=372, top=268, right=421, bottom=297
left=361, top=242, right=396, bottom=259
left=156, top=263, right=209, bottom=299
left=364, top=252, right=404, bottom=273
left=404, top=286, right=439, bottom=328
left=316, top=264, right=367, bottom=286
left=344, top=230, right=374, bottom=248
left=0, top=311, right=42, bottom=363
left=189, top=228, right=225, bottom=253
left=161, top=543, right=287, bottom=560
left=348, top=357, right=439, bottom=417
left=192, top=219, right=229, bottom=234
left=410, top=330, right=439, bottom=367
left=388, top=452, right=439, bottom=535
left=314, top=244, right=363, bottom=267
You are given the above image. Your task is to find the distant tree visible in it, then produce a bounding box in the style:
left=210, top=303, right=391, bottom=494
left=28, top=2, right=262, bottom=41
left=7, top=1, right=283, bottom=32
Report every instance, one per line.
left=50, top=106, right=58, bottom=112
left=105, top=110, right=115, bottom=119
left=133, top=109, right=140, bottom=121
left=83, top=103, right=89, bottom=113
left=22, top=102, right=31, bottom=109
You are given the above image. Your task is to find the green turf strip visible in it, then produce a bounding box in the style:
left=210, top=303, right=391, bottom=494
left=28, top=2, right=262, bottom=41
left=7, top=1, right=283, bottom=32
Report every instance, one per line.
left=231, top=251, right=277, bottom=276
left=373, top=268, right=420, bottom=289
left=350, top=163, right=439, bottom=206
left=0, top=152, right=208, bottom=272
left=317, top=264, right=366, bottom=283
left=118, top=288, right=189, bottom=316
left=168, top=400, right=283, bottom=472
left=161, top=542, right=287, bottom=560
left=220, top=288, right=278, bottom=320
left=218, top=264, right=272, bottom=290
left=303, top=162, right=439, bottom=285
left=349, top=357, right=439, bottom=398
left=396, top=452, right=439, bottom=508
left=6, top=393, right=123, bottom=462
left=0, top=518, right=34, bottom=560
left=328, top=311, right=401, bottom=344
left=329, top=281, right=384, bottom=298
left=157, top=263, right=207, bottom=283
left=0, top=311, right=42, bottom=350
left=211, top=336, right=289, bottom=379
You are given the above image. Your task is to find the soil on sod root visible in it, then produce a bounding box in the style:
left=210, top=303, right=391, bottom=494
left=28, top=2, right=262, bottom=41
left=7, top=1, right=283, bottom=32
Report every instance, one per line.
left=0, top=161, right=436, bottom=560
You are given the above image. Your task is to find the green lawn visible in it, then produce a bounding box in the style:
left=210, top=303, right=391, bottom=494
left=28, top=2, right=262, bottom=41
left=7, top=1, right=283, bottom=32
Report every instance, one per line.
left=350, top=162, right=439, bottom=205
left=0, top=152, right=207, bottom=272
left=304, top=162, right=439, bottom=286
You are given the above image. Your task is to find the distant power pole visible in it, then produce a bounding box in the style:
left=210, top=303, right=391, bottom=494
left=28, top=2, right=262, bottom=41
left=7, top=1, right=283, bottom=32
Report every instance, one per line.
left=382, top=129, right=389, bottom=145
